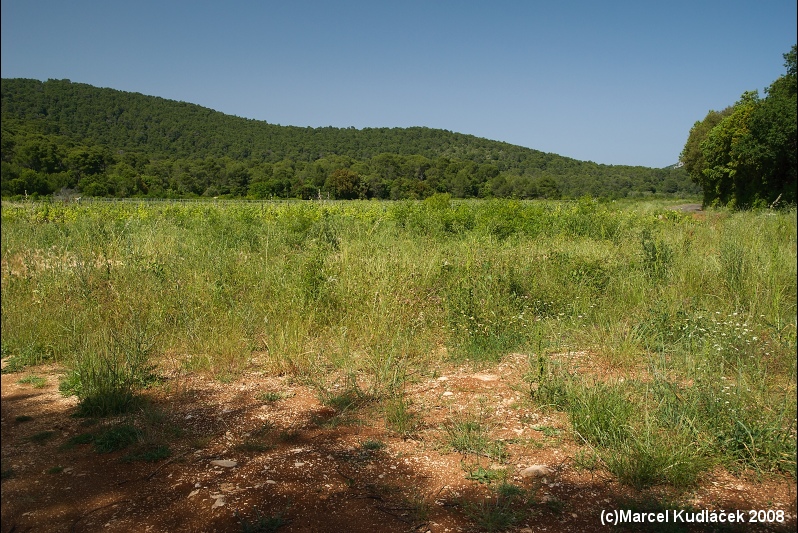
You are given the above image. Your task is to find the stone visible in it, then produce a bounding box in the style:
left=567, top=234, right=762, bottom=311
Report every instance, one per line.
left=210, top=459, right=237, bottom=468
left=211, top=495, right=225, bottom=509
left=520, top=465, right=552, bottom=478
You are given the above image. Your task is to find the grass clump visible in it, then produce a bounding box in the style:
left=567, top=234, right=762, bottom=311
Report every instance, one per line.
left=256, top=391, right=288, bottom=403
left=27, top=430, right=57, bottom=445
left=60, top=432, right=95, bottom=450
left=235, top=439, right=274, bottom=453
left=18, top=375, right=47, bottom=388
left=384, top=395, right=420, bottom=437
left=59, top=315, right=158, bottom=417
left=360, top=438, right=386, bottom=451
left=93, top=424, right=141, bottom=453
left=465, top=464, right=508, bottom=484
left=460, top=482, right=535, bottom=532
left=445, top=409, right=507, bottom=462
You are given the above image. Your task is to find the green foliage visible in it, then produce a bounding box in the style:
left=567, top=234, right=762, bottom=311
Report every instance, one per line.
left=460, top=482, right=535, bottom=532
left=445, top=410, right=507, bottom=461
left=465, top=464, right=507, bottom=484
left=27, top=430, right=57, bottom=445
left=1, top=342, right=56, bottom=373
left=640, top=228, right=673, bottom=279
left=568, top=383, right=633, bottom=447
left=383, top=396, right=420, bottom=437
left=1, top=199, right=794, bottom=490
left=682, top=45, right=797, bottom=208
left=61, top=432, right=95, bottom=449
left=18, top=374, right=47, bottom=388
left=93, top=424, right=141, bottom=453
left=255, top=391, right=287, bottom=403
left=1, top=78, right=697, bottom=200
left=59, top=311, right=158, bottom=417
left=318, top=373, right=374, bottom=415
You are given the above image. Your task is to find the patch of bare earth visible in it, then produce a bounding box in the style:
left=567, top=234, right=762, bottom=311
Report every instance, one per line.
left=2, top=354, right=795, bottom=532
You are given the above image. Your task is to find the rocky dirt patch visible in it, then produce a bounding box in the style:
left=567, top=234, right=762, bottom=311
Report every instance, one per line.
left=2, top=355, right=795, bottom=532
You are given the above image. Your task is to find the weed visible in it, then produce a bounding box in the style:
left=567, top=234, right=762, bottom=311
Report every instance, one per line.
left=318, top=373, right=374, bottom=416
left=278, top=429, right=301, bottom=443
left=18, top=375, right=47, bottom=388
left=60, top=432, right=95, bottom=450
left=403, top=489, right=432, bottom=524
left=465, top=464, right=507, bottom=484
left=15, top=415, right=33, bottom=423
left=47, top=466, right=64, bottom=474
left=1, top=199, right=794, bottom=493
left=445, top=415, right=507, bottom=461
left=0, top=343, right=56, bottom=373
left=27, top=431, right=57, bottom=445
left=360, top=439, right=386, bottom=451
left=602, top=432, right=706, bottom=489
left=641, top=228, right=673, bottom=279
left=573, top=449, right=601, bottom=471
left=93, top=424, right=141, bottom=453
left=235, top=439, right=274, bottom=453
left=531, top=425, right=561, bottom=438
left=384, top=396, right=419, bottom=437
left=256, top=391, right=287, bottom=403
left=460, top=482, right=533, bottom=532
left=60, top=311, right=158, bottom=417
left=568, top=383, right=633, bottom=447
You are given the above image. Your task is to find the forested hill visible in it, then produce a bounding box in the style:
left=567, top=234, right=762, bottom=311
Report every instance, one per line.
left=1, top=78, right=698, bottom=199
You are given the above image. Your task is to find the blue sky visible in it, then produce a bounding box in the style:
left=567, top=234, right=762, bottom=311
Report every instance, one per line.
left=2, top=1, right=795, bottom=167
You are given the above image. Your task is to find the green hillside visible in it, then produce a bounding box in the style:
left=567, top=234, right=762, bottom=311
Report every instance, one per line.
left=1, top=78, right=698, bottom=199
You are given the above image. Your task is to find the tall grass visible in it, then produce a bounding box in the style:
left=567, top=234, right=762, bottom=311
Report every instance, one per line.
left=2, top=198, right=795, bottom=483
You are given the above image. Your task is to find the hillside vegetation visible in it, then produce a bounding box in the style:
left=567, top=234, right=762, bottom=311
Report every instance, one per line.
left=1, top=78, right=697, bottom=200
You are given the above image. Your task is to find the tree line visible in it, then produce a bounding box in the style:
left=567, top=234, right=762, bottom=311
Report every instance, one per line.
left=681, top=45, right=796, bottom=209
left=1, top=78, right=698, bottom=200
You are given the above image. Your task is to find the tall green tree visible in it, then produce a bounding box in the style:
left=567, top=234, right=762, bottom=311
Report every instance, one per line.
left=682, top=45, right=797, bottom=208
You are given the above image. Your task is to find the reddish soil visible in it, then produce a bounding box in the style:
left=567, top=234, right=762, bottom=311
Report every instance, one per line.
left=2, top=354, right=795, bottom=533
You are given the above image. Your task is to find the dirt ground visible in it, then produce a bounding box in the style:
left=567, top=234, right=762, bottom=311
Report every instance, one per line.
left=2, top=353, right=795, bottom=533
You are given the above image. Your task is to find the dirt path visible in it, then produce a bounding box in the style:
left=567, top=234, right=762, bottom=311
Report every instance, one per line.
left=2, top=355, right=795, bottom=532
left=667, top=204, right=703, bottom=213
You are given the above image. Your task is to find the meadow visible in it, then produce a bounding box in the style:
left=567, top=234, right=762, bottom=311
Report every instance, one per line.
left=2, top=196, right=796, bottom=491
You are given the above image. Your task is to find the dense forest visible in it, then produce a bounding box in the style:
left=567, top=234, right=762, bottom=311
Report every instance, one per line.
left=1, top=78, right=698, bottom=200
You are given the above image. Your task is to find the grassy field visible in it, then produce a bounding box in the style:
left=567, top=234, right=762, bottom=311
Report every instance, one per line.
left=2, top=196, right=796, bottom=489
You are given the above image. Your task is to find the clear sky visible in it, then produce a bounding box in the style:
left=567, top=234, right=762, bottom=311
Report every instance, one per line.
left=2, top=1, right=796, bottom=168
